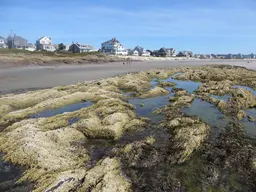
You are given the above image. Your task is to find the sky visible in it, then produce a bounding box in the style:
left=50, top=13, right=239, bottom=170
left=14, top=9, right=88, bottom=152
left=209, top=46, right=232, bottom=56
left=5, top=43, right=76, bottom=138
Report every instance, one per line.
left=1, top=0, right=256, bottom=54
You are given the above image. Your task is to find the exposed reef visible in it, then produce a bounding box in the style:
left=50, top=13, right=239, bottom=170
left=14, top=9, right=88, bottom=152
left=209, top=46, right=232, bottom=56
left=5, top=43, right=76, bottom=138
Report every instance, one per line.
left=0, top=65, right=256, bottom=191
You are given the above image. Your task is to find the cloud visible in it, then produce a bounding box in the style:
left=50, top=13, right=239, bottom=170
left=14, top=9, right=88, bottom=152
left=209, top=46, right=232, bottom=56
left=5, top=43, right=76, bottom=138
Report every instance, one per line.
left=2, top=3, right=256, bottom=40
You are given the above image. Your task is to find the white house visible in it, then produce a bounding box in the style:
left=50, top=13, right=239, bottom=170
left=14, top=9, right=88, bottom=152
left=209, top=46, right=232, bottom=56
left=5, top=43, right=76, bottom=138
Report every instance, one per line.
left=129, top=49, right=139, bottom=56
left=25, top=43, right=36, bottom=52
left=69, top=43, right=94, bottom=53
left=101, top=38, right=128, bottom=55
left=36, top=36, right=56, bottom=52
left=133, top=46, right=150, bottom=56
left=0, top=36, right=6, bottom=48
left=65, top=44, right=71, bottom=51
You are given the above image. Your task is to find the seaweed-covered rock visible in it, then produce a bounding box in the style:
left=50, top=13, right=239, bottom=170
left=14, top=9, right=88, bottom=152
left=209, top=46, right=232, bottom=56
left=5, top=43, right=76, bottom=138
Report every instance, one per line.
left=138, top=86, right=169, bottom=99
left=231, top=88, right=256, bottom=109
left=197, top=80, right=233, bottom=95
left=0, top=120, right=89, bottom=191
left=248, top=116, right=255, bottom=122
left=237, top=110, right=247, bottom=120
left=169, top=95, right=195, bottom=107
left=158, top=82, right=176, bottom=88
left=166, top=117, right=210, bottom=164
left=79, top=157, right=131, bottom=192
left=173, top=88, right=187, bottom=96
left=114, top=136, right=161, bottom=168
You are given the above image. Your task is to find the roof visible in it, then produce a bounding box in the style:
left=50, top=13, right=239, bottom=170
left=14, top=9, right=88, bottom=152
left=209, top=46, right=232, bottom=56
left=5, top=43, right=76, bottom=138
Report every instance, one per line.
left=8, top=35, right=27, bottom=42
left=75, top=43, right=94, bottom=50
left=38, top=36, right=51, bottom=41
left=159, top=48, right=175, bottom=53
left=27, top=43, right=36, bottom=47
left=134, top=46, right=144, bottom=52
left=102, top=38, right=120, bottom=44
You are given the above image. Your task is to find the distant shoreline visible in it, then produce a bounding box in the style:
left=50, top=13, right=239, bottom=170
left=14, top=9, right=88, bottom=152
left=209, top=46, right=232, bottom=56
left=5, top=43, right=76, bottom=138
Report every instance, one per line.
left=1, top=52, right=255, bottom=69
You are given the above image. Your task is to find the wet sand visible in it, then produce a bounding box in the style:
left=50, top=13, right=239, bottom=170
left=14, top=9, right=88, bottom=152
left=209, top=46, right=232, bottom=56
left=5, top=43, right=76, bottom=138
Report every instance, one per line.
left=0, top=59, right=255, bottom=94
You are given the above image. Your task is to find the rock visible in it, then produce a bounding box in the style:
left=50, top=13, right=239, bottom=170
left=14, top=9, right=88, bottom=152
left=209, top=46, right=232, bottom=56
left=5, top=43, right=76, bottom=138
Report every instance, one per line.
left=248, top=115, right=255, bottom=122
left=167, top=117, right=210, bottom=164
left=197, top=80, right=233, bottom=95
left=169, top=95, right=194, bottom=107
left=79, top=157, right=131, bottom=192
left=0, top=121, right=89, bottom=191
left=138, top=86, right=169, bottom=99
left=217, top=100, right=229, bottom=112
left=237, top=110, right=247, bottom=120
left=158, top=82, right=176, bottom=88
left=173, top=88, right=187, bottom=96
left=230, top=88, right=256, bottom=110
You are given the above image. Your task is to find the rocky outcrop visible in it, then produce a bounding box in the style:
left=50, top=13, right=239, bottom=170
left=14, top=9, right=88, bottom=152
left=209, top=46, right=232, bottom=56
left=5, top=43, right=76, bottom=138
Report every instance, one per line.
left=196, top=80, right=234, bottom=95
left=166, top=117, right=210, bottom=164
left=138, top=86, right=169, bottom=99
left=0, top=120, right=89, bottom=191
left=158, top=81, right=176, bottom=88
left=79, top=157, right=131, bottom=192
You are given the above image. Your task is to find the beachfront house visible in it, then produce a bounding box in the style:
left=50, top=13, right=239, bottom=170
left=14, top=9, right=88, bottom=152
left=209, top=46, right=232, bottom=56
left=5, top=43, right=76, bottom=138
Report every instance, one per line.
left=225, top=54, right=233, bottom=59
left=157, top=48, right=176, bottom=57
left=65, top=44, right=71, bottom=51
left=0, top=36, right=6, bottom=48
left=36, top=36, right=56, bottom=52
left=25, top=43, right=36, bottom=52
left=129, top=49, right=139, bottom=56
left=69, top=43, right=94, bottom=53
left=177, top=51, right=193, bottom=57
left=147, top=50, right=153, bottom=56
left=7, top=35, right=28, bottom=49
left=234, top=53, right=243, bottom=59
left=133, top=46, right=150, bottom=56
left=250, top=53, right=256, bottom=59
left=101, top=38, right=128, bottom=55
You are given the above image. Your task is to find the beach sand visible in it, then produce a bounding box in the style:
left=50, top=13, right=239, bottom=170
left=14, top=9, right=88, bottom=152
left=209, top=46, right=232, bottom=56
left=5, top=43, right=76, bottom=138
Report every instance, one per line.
left=0, top=59, right=255, bottom=94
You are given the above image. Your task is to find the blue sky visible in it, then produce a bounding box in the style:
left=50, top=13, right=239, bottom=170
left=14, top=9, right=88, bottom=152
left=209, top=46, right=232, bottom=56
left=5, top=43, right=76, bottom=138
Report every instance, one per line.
left=1, top=0, right=256, bottom=53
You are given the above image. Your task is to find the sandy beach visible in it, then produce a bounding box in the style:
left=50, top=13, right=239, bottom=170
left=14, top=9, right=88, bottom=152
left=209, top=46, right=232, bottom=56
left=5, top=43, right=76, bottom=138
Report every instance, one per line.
left=0, top=59, right=255, bottom=94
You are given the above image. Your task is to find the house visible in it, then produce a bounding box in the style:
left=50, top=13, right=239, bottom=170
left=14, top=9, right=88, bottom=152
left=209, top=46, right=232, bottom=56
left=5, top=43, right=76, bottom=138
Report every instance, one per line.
left=69, top=43, right=94, bottom=53
left=129, top=49, right=139, bottom=56
left=234, top=53, right=243, bottom=59
left=65, top=44, right=71, bottom=51
left=157, top=48, right=176, bottom=57
left=133, top=46, right=150, bottom=56
left=225, top=54, right=233, bottom=59
left=36, top=36, right=56, bottom=52
left=146, top=50, right=153, bottom=56
left=0, top=36, right=6, bottom=48
left=101, top=38, right=128, bottom=55
left=152, top=50, right=159, bottom=57
left=7, top=35, right=28, bottom=49
left=193, top=54, right=201, bottom=58
left=25, top=43, right=36, bottom=52
left=177, top=51, right=193, bottom=57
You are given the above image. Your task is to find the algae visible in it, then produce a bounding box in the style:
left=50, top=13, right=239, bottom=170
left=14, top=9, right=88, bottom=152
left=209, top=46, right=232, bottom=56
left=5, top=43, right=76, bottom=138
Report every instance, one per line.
left=0, top=65, right=256, bottom=191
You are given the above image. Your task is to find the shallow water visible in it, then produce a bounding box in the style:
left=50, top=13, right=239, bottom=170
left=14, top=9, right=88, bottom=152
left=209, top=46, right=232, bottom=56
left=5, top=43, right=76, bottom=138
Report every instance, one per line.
left=211, top=94, right=231, bottom=102
left=31, top=101, right=92, bottom=118
left=181, top=99, right=229, bottom=138
left=129, top=95, right=172, bottom=123
left=0, top=154, right=33, bottom=191
left=241, top=109, right=256, bottom=137
left=162, top=73, right=201, bottom=93
left=233, top=85, right=256, bottom=95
